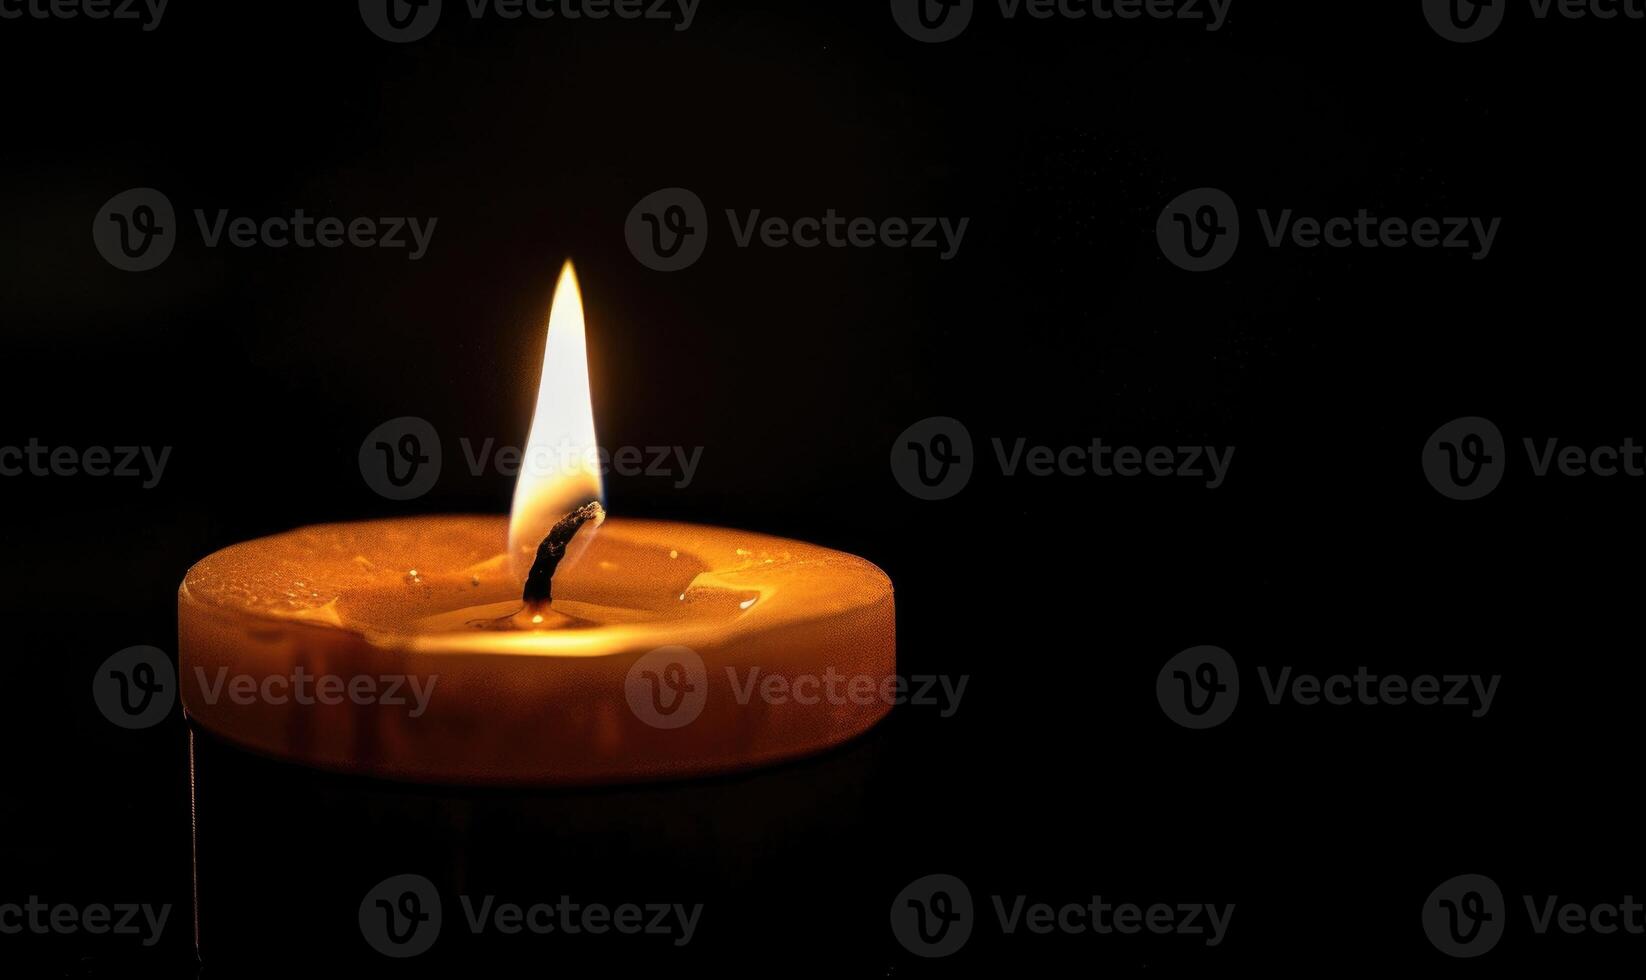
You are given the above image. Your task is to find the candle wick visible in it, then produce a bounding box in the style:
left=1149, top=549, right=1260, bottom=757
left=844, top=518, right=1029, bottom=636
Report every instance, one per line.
left=521, top=501, right=606, bottom=606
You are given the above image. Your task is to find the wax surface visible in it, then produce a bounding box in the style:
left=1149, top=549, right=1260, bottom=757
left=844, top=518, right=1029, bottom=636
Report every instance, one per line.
left=178, top=516, right=895, bottom=784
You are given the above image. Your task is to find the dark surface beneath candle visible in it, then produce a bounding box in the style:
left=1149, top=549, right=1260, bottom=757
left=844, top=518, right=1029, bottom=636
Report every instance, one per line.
left=188, top=725, right=894, bottom=971
left=3, top=0, right=1644, bottom=973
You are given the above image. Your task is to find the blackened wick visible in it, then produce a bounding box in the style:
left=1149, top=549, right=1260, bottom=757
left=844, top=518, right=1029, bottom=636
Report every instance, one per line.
left=521, top=501, right=606, bottom=605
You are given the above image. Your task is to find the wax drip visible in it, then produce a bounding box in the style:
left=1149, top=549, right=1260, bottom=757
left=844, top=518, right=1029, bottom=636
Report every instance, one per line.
left=521, top=501, right=606, bottom=606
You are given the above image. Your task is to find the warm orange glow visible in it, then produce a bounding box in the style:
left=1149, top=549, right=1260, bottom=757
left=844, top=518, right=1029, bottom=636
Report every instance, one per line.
left=508, top=261, right=603, bottom=576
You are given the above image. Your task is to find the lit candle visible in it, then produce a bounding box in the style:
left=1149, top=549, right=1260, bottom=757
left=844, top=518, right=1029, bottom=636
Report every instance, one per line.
left=178, top=263, right=896, bottom=784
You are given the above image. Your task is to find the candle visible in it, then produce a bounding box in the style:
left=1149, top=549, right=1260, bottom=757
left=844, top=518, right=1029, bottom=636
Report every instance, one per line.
left=177, top=263, right=896, bottom=784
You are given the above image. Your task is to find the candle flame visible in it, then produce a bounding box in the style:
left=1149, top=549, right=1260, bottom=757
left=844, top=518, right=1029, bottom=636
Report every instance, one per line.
left=508, top=261, right=603, bottom=577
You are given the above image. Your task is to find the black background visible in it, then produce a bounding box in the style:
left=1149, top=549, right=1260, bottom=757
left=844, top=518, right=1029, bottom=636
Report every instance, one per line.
left=3, top=0, right=1644, bottom=973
